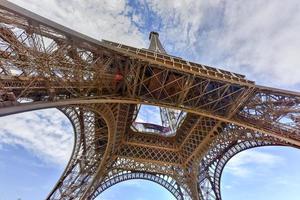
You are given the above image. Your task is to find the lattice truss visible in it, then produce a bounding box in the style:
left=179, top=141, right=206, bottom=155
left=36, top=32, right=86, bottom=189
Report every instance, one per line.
left=0, top=1, right=299, bottom=200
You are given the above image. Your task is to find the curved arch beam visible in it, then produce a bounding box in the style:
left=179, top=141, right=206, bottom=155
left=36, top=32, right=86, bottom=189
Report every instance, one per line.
left=46, top=104, right=116, bottom=200
left=198, top=129, right=294, bottom=200
left=45, top=107, right=79, bottom=199
left=1, top=98, right=299, bottom=147
left=213, top=143, right=292, bottom=200
left=79, top=104, right=119, bottom=199
left=91, top=171, right=184, bottom=200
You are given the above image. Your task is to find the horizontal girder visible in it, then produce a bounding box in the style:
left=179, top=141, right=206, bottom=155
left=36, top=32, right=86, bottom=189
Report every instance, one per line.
left=1, top=96, right=299, bottom=146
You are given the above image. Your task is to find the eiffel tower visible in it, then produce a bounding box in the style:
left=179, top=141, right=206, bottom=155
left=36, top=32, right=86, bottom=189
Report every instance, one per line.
left=0, top=1, right=299, bottom=200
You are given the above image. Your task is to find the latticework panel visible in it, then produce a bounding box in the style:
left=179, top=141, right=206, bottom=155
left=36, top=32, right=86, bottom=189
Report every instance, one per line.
left=118, top=143, right=181, bottom=165
left=125, top=130, right=177, bottom=149
left=236, top=87, right=300, bottom=144
left=180, top=117, right=217, bottom=161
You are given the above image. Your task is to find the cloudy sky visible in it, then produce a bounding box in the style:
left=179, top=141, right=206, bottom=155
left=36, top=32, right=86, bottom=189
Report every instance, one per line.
left=1, top=0, right=300, bottom=199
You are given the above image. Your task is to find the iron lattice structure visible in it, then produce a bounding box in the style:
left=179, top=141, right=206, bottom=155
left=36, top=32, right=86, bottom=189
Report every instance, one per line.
left=0, top=1, right=299, bottom=200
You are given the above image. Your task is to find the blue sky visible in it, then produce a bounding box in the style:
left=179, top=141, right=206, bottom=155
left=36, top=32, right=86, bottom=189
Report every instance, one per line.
left=1, top=0, right=300, bottom=199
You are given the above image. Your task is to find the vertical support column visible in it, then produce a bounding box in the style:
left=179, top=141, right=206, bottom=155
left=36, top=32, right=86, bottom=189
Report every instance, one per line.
left=80, top=104, right=132, bottom=199
left=46, top=104, right=115, bottom=200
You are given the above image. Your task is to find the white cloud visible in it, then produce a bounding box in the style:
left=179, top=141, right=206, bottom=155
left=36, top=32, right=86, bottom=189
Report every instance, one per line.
left=0, top=109, right=74, bottom=166
left=144, top=0, right=300, bottom=89
left=9, top=0, right=147, bottom=48
left=144, top=0, right=219, bottom=52
left=204, top=0, right=300, bottom=88
left=135, top=105, right=162, bottom=125
left=224, top=185, right=232, bottom=190
left=225, top=149, right=284, bottom=178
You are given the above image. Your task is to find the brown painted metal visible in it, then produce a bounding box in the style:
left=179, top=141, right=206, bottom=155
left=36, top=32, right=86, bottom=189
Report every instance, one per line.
left=0, top=1, right=299, bottom=199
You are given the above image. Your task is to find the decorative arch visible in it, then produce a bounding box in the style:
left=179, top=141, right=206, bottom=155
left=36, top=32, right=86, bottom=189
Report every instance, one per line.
left=92, top=171, right=184, bottom=200
left=197, top=125, right=297, bottom=200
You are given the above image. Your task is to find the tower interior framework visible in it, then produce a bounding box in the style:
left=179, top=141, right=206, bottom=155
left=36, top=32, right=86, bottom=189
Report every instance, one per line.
left=0, top=1, right=299, bottom=200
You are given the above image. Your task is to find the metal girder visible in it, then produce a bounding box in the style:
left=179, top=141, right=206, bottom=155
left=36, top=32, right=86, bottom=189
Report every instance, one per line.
left=1, top=97, right=299, bottom=147
left=0, top=1, right=299, bottom=200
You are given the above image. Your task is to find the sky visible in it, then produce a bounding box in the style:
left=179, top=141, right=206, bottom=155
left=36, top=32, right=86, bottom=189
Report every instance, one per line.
left=0, top=0, right=300, bottom=199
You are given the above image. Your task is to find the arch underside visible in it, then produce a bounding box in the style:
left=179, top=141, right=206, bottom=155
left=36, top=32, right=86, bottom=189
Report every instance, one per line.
left=92, top=171, right=184, bottom=200
left=198, top=126, right=296, bottom=200
left=0, top=1, right=299, bottom=200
